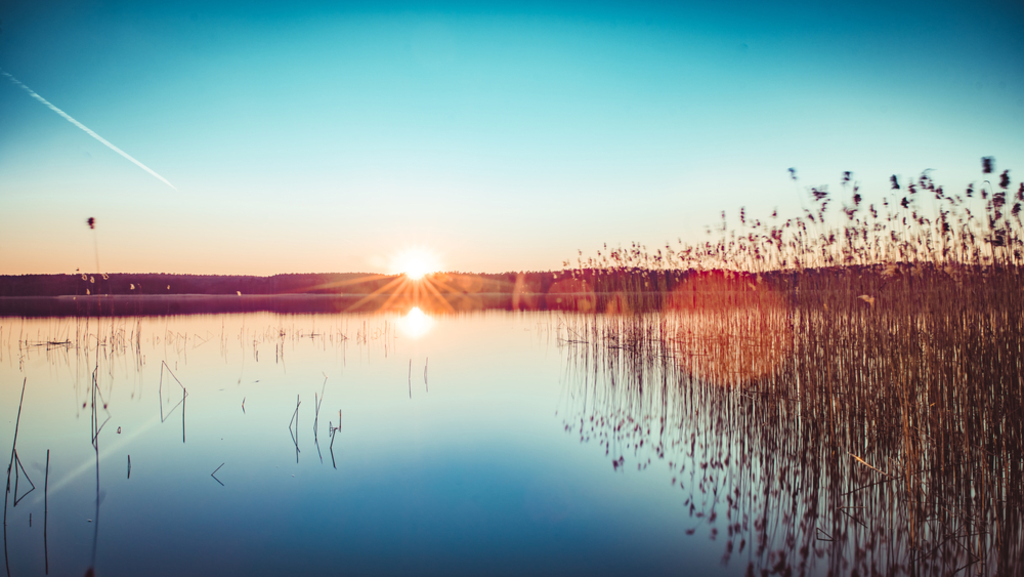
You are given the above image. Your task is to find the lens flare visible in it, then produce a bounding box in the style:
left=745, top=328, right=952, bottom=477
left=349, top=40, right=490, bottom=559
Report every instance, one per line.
left=664, top=273, right=792, bottom=386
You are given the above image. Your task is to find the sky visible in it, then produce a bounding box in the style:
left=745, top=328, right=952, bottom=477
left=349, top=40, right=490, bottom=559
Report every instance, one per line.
left=1, top=0, right=1022, bottom=275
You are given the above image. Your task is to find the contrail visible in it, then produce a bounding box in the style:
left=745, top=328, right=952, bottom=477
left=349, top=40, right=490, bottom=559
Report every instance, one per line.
left=1, top=68, right=177, bottom=190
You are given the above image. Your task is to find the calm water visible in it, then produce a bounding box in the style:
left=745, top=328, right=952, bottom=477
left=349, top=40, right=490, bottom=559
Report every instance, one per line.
left=1, top=311, right=738, bottom=577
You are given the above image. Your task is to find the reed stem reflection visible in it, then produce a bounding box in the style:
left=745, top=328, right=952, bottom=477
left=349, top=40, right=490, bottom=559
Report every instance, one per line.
left=558, top=267, right=1024, bottom=575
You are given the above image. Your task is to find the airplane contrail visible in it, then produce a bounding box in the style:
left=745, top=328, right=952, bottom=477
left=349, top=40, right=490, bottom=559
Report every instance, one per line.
left=1, top=68, right=177, bottom=190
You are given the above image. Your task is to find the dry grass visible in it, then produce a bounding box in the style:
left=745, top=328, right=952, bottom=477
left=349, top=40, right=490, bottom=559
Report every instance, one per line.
left=559, top=160, right=1024, bottom=575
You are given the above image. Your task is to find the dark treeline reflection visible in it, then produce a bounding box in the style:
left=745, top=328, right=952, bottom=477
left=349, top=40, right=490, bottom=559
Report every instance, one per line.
left=0, top=271, right=603, bottom=317
left=557, top=268, right=1023, bottom=576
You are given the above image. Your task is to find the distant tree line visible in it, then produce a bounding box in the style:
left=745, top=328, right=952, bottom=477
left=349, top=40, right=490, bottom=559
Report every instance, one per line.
left=0, top=272, right=570, bottom=297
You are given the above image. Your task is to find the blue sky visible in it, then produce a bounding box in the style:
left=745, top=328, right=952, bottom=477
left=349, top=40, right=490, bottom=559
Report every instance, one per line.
left=1, top=1, right=1022, bottom=274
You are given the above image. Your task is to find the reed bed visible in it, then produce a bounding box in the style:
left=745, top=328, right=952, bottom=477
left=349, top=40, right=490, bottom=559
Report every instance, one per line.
left=559, top=161, right=1024, bottom=576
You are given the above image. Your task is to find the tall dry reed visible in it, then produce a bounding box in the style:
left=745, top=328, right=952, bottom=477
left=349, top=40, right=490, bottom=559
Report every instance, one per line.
left=559, top=159, right=1024, bottom=575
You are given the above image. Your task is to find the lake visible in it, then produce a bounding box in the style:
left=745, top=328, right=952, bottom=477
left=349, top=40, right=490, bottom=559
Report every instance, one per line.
left=1, top=304, right=1021, bottom=576
left=0, top=311, right=737, bottom=577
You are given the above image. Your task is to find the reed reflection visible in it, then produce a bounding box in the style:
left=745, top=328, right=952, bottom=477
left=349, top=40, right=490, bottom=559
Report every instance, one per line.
left=558, top=276, right=1024, bottom=577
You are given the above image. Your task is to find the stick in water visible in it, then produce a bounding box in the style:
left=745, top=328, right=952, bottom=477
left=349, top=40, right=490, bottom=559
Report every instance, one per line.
left=44, top=449, right=49, bottom=575
left=211, top=463, right=225, bottom=486
left=4, top=378, right=28, bottom=577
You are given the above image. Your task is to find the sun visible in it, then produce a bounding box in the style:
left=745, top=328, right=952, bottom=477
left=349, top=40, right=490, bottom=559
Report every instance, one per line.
left=391, top=247, right=441, bottom=280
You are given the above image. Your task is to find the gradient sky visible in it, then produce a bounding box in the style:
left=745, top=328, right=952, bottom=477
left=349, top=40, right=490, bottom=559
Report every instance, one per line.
left=1, top=0, right=1022, bottom=275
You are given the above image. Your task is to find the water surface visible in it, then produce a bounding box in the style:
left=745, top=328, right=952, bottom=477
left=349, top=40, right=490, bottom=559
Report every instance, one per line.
left=1, top=312, right=729, bottom=577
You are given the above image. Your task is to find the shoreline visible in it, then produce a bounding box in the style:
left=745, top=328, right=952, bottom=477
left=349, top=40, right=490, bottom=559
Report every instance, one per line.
left=0, top=292, right=587, bottom=317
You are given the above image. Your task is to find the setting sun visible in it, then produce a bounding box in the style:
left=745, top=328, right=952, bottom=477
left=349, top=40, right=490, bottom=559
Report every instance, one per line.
left=391, top=248, right=441, bottom=280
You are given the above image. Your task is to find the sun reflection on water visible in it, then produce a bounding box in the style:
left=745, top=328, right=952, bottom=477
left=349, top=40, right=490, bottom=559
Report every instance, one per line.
left=398, top=306, right=433, bottom=339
